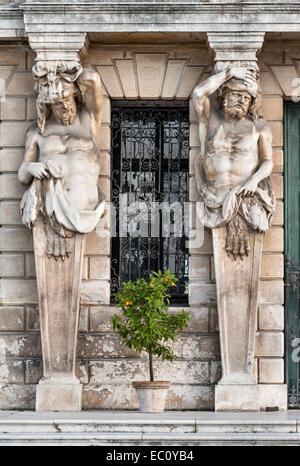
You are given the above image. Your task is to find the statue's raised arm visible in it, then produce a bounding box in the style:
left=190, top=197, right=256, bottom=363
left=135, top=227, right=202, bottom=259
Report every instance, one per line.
left=193, top=62, right=275, bottom=259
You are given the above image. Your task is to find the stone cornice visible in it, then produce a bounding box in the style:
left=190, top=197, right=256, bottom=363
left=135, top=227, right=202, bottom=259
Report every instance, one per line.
left=2, top=2, right=300, bottom=37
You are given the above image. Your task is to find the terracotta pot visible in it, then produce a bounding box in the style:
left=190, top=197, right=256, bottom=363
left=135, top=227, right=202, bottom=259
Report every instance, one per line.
left=133, top=381, right=170, bottom=413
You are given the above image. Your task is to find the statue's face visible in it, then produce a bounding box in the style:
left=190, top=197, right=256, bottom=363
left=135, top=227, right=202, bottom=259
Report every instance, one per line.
left=223, top=89, right=252, bottom=121
left=50, top=93, right=77, bottom=126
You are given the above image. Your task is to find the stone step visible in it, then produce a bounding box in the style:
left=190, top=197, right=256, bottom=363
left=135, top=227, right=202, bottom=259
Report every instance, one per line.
left=1, top=431, right=300, bottom=446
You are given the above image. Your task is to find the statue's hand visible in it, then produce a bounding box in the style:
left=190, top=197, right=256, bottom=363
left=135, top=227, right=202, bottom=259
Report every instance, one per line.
left=237, top=178, right=258, bottom=197
left=26, top=162, right=49, bottom=180
left=46, top=160, right=64, bottom=179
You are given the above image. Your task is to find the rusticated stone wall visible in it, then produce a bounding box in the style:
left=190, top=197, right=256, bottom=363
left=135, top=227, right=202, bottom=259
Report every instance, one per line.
left=0, top=39, right=288, bottom=409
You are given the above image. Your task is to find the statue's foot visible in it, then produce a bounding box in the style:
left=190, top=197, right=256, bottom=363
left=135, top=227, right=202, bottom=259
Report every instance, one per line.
left=46, top=224, right=73, bottom=260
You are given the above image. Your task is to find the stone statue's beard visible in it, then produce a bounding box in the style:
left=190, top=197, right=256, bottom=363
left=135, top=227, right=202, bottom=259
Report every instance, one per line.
left=53, top=107, right=76, bottom=126
left=224, top=104, right=248, bottom=121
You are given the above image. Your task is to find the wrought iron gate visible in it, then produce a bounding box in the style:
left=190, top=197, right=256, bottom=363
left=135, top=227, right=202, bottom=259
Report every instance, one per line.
left=110, top=102, right=189, bottom=303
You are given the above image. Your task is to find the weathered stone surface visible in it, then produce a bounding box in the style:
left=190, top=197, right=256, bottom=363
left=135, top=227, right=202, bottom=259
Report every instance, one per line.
left=115, top=60, right=138, bottom=98
left=259, top=358, right=284, bottom=384
left=79, top=306, right=89, bottom=333
left=258, top=304, right=284, bottom=331
left=25, top=253, right=36, bottom=278
left=270, top=122, right=283, bottom=147
left=89, top=360, right=210, bottom=384
left=25, top=306, right=40, bottom=331
left=258, top=280, right=284, bottom=304
left=0, top=228, right=33, bottom=251
left=0, top=334, right=41, bottom=358
left=188, top=283, right=216, bottom=306
left=6, top=72, right=34, bottom=96
left=0, top=174, right=27, bottom=199
left=271, top=65, right=299, bottom=97
left=0, top=149, right=24, bottom=172
left=136, top=54, right=165, bottom=98
left=80, top=280, right=110, bottom=304
left=262, top=97, right=283, bottom=121
left=255, top=332, right=284, bottom=357
left=0, top=202, right=22, bottom=225
left=0, top=254, right=24, bottom=277
left=161, top=60, right=185, bottom=98
left=0, top=360, right=24, bottom=383
left=84, top=231, right=110, bottom=255
left=1, top=98, right=26, bottom=120
left=258, top=384, right=287, bottom=410
left=0, top=306, right=25, bottom=331
left=0, top=384, right=35, bottom=410
left=89, top=256, right=110, bottom=280
left=0, top=122, right=31, bottom=146
left=0, top=279, right=38, bottom=304
left=215, top=384, right=259, bottom=411
left=261, top=254, right=283, bottom=279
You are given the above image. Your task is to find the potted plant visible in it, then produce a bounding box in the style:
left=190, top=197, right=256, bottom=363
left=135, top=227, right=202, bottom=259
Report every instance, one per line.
left=111, top=270, right=191, bottom=413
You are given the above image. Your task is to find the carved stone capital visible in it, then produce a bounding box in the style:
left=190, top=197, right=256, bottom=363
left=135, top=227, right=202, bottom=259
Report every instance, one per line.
left=27, top=32, right=87, bottom=66
left=207, top=32, right=265, bottom=65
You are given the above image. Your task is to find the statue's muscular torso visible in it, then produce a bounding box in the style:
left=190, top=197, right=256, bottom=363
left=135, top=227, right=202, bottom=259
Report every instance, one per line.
left=203, top=107, right=268, bottom=202
left=37, top=107, right=100, bottom=211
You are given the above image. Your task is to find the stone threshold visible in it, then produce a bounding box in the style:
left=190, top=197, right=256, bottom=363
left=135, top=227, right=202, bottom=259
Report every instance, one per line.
left=0, top=411, right=300, bottom=445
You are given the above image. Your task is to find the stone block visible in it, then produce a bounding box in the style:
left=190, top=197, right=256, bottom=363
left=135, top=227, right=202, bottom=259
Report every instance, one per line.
left=136, top=54, right=166, bottom=98
left=260, top=71, right=283, bottom=95
left=78, top=306, right=89, bottom=332
left=77, top=334, right=139, bottom=359
left=89, top=305, right=118, bottom=333
left=189, top=228, right=212, bottom=254
left=259, top=280, right=284, bottom=304
left=172, top=335, right=220, bottom=359
left=272, top=149, right=283, bottom=174
left=270, top=175, right=283, bottom=199
left=188, top=283, right=216, bottom=306
left=0, top=278, right=38, bottom=304
left=25, top=306, right=40, bottom=331
left=90, top=256, right=110, bottom=280
left=0, top=228, right=33, bottom=251
left=0, top=149, right=24, bottom=172
left=0, top=122, right=31, bottom=147
left=189, top=96, right=197, bottom=123
left=209, top=308, right=219, bottom=333
left=0, top=360, right=24, bottom=383
left=272, top=201, right=283, bottom=226
left=0, top=254, right=24, bottom=277
left=98, top=176, right=110, bottom=201
left=271, top=65, right=299, bottom=98
left=0, top=334, right=41, bottom=358
left=259, top=358, right=284, bottom=383
left=189, top=176, right=199, bottom=202
left=262, top=97, right=283, bottom=121
left=161, top=60, right=185, bottom=99
left=25, top=359, right=42, bottom=384
left=189, top=123, right=200, bottom=148
left=80, top=280, right=110, bottom=305
left=0, top=201, right=22, bottom=225
left=98, top=124, right=110, bottom=151
left=1, top=98, right=26, bottom=120
left=255, top=332, right=284, bottom=357
left=101, top=96, right=111, bottom=124
left=83, top=383, right=132, bottom=410
left=210, top=360, right=222, bottom=384
left=0, top=174, right=27, bottom=199
left=258, top=384, right=287, bottom=410
left=262, top=228, right=283, bottom=252
left=0, top=306, right=25, bottom=331
left=84, top=231, right=110, bottom=255
left=215, top=384, right=259, bottom=411
left=81, top=256, right=88, bottom=280
left=270, top=122, right=283, bottom=147
left=261, top=254, right=283, bottom=279
left=75, top=361, right=89, bottom=384
left=115, top=60, right=139, bottom=98
left=6, top=72, right=34, bottom=96
left=176, top=67, right=204, bottom=99
left=89, top=359, right=210, bottom=384
left=36, top=384, right=82, bottom=411
left=189, top=255, right=210, bottom=281
left=189, top=148, right=198, bottom=175
left=26, top=97, right=37, bottom=120
left=25, top=254, right=36, bottom=278
left=99, top=151, right=110, bottom=177
left=0, top=384, right=35, bottom=410
left=97, top=65, right=124, bottom=98
left=258, top=304, right=284, bottom=331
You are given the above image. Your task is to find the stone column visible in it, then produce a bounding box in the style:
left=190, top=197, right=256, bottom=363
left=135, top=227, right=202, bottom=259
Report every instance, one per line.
left=18, top=32, right=105, bottom=411
left=193, top=32, right=274, bottom=410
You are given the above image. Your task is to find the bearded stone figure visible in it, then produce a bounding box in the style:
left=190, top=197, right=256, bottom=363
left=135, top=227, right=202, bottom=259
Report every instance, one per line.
left=193, top=63, right=275, bottom=409
left=17, top=62, right=105, bottom=411
left=18, top=63, right=105, bottom=258
left=193, top=63, right=275, bottom=260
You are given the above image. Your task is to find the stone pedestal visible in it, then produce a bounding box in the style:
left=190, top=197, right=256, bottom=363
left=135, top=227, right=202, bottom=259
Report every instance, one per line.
left=212, top=226, right=263, bottom=411
left=33, top=217, right=84, bottom=411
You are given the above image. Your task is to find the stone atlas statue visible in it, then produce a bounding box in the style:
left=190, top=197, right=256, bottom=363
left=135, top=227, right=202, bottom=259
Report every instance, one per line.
left=18, top=62, right=105, bottom=411
left=193, top=62, right=275, bottom=410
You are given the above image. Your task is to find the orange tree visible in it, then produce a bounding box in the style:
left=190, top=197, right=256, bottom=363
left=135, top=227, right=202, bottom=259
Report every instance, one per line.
left=111, top=270, right=190, bottom=382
